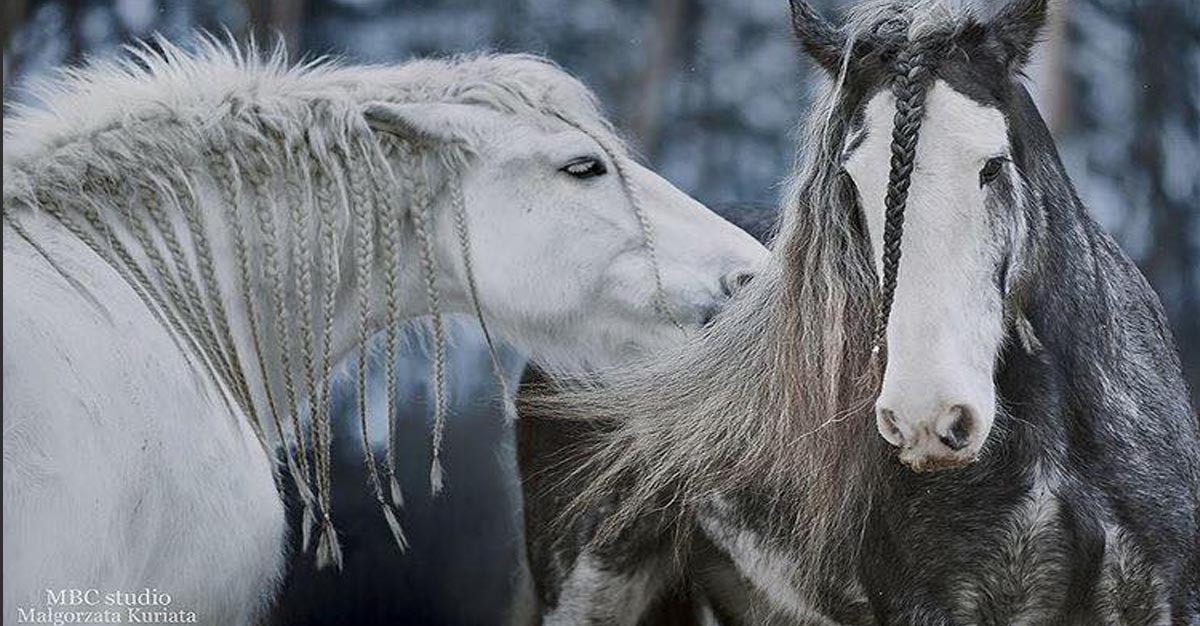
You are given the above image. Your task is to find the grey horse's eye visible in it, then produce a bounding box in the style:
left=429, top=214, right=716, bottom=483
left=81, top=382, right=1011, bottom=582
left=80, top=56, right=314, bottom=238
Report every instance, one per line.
left=980, top=156, right=1007, bottom=187
left=561, top=156, right=607, bottom=179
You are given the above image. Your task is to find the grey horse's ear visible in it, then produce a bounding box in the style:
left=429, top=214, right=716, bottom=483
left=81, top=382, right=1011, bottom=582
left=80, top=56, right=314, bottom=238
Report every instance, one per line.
left=987, top=0, right=1049, bottom=68
left=788, top=0, right=846, bottom=74
left=363, top=102, right=487, bottom=145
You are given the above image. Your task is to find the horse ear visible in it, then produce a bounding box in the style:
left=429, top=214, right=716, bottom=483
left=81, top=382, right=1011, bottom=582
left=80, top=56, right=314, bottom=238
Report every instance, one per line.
left=788, top=0, right=846, bottom=74
left=987, top=0, right=1049, bottom=68
left=362, top=102, right=488, bottom=145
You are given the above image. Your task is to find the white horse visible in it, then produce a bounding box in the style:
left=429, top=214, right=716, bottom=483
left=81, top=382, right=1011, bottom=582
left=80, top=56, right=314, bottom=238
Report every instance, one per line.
left=2, top=41, right=765, bottom=626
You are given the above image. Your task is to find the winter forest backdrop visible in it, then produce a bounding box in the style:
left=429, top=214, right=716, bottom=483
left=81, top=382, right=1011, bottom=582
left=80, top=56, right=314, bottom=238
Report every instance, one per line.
left=4, top=1, right=1199, bottom=624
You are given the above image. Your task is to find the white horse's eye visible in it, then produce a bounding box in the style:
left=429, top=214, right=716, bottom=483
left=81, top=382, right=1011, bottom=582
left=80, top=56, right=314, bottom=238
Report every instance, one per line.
left=561, top=157, right=607, bottom=179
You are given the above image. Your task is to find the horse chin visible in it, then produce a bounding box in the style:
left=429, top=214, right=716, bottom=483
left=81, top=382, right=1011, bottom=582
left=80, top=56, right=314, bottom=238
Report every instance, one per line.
left=897, top=448, right=980, bottom=474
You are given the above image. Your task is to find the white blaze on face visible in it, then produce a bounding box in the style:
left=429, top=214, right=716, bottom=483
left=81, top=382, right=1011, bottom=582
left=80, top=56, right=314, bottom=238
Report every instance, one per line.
left=843, top=80, right=1012, bottom=470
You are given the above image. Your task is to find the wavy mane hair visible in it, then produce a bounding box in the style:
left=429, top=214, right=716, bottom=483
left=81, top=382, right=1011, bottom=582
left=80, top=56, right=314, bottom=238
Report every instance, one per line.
left=527, top=0, right=980, bottom=592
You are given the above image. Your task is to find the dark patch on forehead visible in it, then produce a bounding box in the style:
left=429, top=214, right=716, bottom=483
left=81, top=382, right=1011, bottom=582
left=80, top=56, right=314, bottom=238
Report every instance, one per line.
left=836, top=21, right=1016, bottom=120
left=935, top=41, right=1009, bottom=109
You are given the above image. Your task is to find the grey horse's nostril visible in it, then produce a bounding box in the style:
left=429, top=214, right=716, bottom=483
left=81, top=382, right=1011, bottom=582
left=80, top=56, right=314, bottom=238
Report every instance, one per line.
left=877, top=408, right=905, bottom=447
left=938, top=405, right=974, bottom=451
left=719, top=269, right=755, bottom=297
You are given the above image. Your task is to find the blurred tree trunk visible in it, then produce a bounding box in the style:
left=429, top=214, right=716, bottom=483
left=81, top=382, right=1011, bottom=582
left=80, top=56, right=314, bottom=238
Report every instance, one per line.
left=65, top=0, right=83, bottom=64
left=244, top=0, right=305, bottom=55
left=1027, top=0, right=1069, bottom=135
left=2, top=0, right=27, bottom=95
left=2, top=0, right=26, bottom=53
left=1131, top=0, right=1200, bottom=401
left=629, top=0, right=688, bottom=159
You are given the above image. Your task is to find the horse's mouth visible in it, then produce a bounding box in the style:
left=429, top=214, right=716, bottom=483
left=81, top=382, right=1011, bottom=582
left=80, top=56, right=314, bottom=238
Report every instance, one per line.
left=897, top=449, right=979, bottom=473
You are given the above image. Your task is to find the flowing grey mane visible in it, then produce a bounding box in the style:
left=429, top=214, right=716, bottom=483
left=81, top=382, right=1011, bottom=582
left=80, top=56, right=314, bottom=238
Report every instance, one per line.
left=2, top=38, right=647, bottom=568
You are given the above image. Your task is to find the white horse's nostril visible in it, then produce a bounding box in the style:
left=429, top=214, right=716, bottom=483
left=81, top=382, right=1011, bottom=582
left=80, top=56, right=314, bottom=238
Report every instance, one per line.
left=719, top=269, right=755, bottom=297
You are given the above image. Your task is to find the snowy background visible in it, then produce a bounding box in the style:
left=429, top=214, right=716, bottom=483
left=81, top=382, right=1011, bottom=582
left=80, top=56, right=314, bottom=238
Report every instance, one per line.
left=4, top=0, right=1198, bottom=624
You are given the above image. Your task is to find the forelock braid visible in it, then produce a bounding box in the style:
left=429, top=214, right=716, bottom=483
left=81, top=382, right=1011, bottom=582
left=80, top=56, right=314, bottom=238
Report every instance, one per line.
left=872, top=34, right=942, bottom=363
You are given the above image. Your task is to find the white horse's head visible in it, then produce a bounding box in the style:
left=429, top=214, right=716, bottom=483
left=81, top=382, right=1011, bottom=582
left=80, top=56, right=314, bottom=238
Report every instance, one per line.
left=366, top=101, right=766, bottom=370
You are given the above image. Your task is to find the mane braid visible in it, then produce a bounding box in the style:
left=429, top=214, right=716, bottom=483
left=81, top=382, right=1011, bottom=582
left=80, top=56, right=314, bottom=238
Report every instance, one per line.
left=173, top=164, right=262, bottom=438
left=313, top=144, right=356, bottom=570
left=119, top=172, right=216, bottom=381
left=284, top=147, right=319, bottom=478
left=212, top=149, right=320, bottom=544
left=345, top=132, right=402, bottom=556
left=372, top=139, right=408, bottom=510
left=38, top=174, right=204, bottom=396
left=451, top=180, right=516, bottom=423
left=406, top=143, right=450, bottom=495
left=247, top=146, right=304, bottom=477
left=245, top=141, right=341, bottom=565
left=143, top=172, right=237, bottom=397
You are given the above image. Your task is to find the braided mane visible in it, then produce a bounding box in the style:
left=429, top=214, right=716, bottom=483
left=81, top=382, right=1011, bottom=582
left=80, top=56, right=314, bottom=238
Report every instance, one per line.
left=2, top=38, right=634, bottom=568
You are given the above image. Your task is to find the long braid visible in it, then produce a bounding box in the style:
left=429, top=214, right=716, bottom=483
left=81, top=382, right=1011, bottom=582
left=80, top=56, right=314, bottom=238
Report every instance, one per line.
left=56, top=175, right=188, bottom=362
left=114, top=174, right=227, bottom=393
left=407, top=143, right=450, bottom=495
left=246, top=149, right=307, bottom=474
left=285, top=147, right=319, bottom=458
left=309, top=143, right=349, bottom=570
left=450, top=181, right=516, bottom=423
left=246, top=144, right=333, bottom=561
left=344, top=136, right=408, bottom=551
left=13, top=180, right=185, bottom=367
left=211, top=147, right=320, bottom=539
left=311, top=149, right=342, bottom=559
left=368, top=139, right=408, bottom=510
left=278, top=145, right=321, bottom=539
left=282, top=145, right=332, bottom=561
left=172, top=165, right=263, bottom=444
left=141, top=173, right=241, bottom=419
left=872, top=37, right=939, bottom=362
